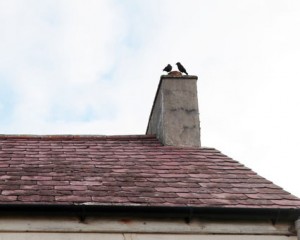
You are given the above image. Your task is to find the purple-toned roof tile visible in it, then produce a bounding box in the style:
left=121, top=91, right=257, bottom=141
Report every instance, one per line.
left=0, top=134, right=299, bottom=208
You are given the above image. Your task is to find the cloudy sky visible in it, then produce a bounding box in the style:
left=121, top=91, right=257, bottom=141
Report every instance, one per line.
left=0, top=0, right=300, bottom=197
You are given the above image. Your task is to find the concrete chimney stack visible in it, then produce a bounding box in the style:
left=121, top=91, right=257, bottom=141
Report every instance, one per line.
left=146, top=72, right=200, bottom=148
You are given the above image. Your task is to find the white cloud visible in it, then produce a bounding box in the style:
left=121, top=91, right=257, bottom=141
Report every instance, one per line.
left=0, top=0, right=127, bottom=133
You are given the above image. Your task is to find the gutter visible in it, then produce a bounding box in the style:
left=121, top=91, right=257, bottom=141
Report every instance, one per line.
left=0, top=204, right=299, bottom=222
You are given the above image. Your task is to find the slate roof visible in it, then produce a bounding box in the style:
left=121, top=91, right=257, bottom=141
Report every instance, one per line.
left=0, top=134, right=300, bottom=209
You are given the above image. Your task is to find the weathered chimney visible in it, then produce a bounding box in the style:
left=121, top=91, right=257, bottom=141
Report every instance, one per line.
left=146, top=71, right=200, bottom=147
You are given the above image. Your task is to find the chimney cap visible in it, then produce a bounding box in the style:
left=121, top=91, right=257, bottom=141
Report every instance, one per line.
left=161, top=73, right=198, bottom=80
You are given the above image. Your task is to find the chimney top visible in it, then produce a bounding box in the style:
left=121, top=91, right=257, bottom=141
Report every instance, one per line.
left=146, top=74, right=200, bottom=148
left=167, top=71, right=182, bottom=77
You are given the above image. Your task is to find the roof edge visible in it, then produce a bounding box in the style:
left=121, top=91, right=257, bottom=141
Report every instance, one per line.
left=0, top=204, right=299, bottom=222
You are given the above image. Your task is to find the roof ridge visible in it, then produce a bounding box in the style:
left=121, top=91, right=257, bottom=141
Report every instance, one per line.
left=0, top=134, right=157, bottom=141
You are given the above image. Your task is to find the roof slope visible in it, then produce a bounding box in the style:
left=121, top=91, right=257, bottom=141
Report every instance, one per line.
left=0, top=135, right=299, bottom=208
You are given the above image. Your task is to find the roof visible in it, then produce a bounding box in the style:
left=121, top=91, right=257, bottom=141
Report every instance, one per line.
left=0, top=134, right=300, bottom=209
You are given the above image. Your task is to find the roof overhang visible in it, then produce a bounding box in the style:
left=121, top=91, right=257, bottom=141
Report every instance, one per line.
left=1, top=204, right=299, bottom=222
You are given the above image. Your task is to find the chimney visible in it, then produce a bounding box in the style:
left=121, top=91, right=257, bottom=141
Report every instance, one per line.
left=146, top=71, right=201, bottom=147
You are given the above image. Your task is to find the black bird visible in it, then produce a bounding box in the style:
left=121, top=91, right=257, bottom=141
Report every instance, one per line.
left=176, top=62, right=188, bottom=75
left=163, top=64, right=172, bottom=73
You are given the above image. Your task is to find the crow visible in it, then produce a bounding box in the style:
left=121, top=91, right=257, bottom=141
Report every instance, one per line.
left=163, top=64, right=172, bottom=73
left=176, top=62, right=188, bottom=75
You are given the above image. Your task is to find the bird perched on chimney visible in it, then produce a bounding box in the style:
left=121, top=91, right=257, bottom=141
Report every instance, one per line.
left=176, top=62, right=188, bottom=75
left=163, top=64, right=172, bottom=73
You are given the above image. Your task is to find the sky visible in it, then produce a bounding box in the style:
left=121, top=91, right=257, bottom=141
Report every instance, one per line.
left=0, top=0, right=300, bottom=197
